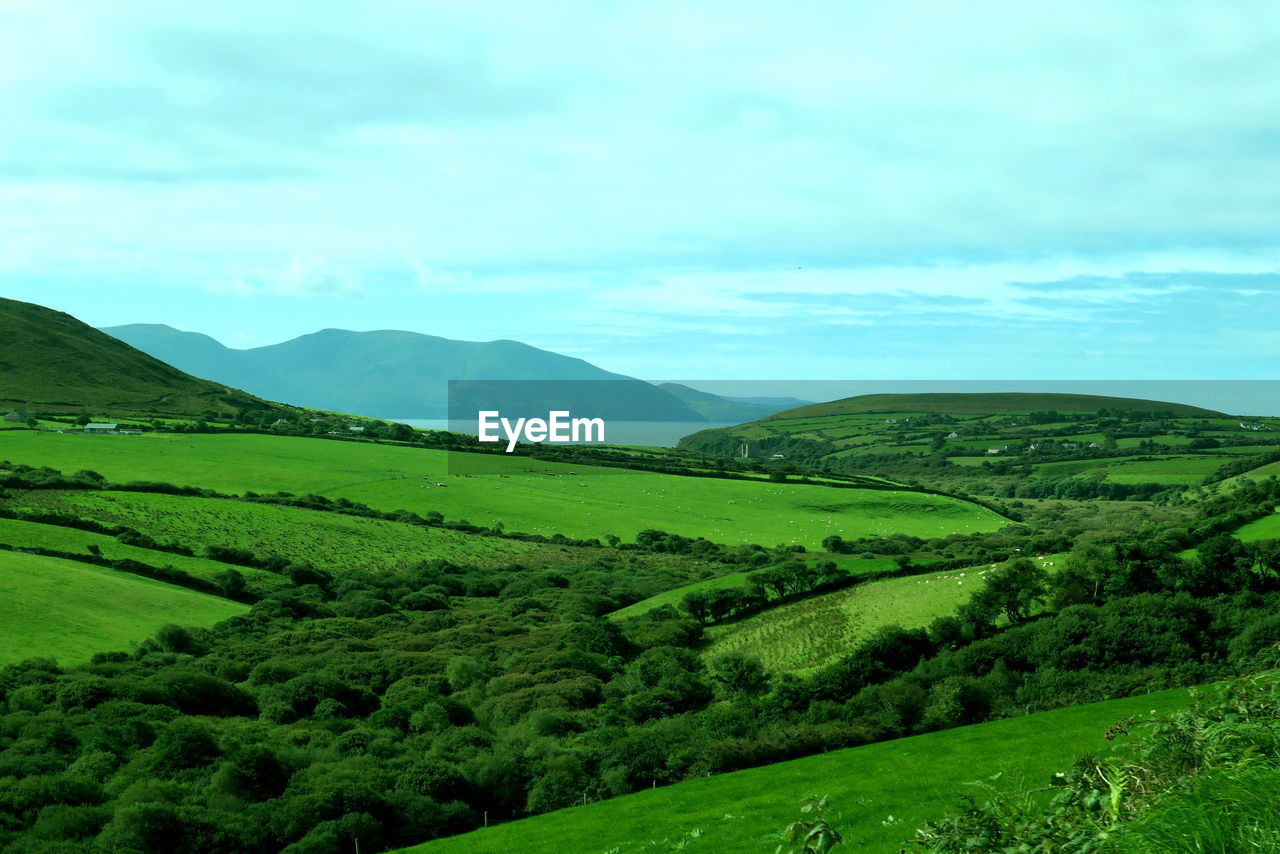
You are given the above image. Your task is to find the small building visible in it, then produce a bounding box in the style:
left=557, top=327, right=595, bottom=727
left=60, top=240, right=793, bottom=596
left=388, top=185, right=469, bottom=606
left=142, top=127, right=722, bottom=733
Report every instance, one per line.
left=83, top=423, right=117, bottom=433
left=945, top=431, right=961, bottom=439
left=3, top=409, right=30, bottom=423
left=771, top=453, right=785, bottom=459
left=986, top=446, right=1008, bottom=454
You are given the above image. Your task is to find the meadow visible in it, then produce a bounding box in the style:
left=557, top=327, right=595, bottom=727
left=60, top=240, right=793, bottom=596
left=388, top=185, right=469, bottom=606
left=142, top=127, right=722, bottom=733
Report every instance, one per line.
left=401, top=686, right=1196, bottom=854
left=0, top=516, right=288, bottom=594
left=0, top=431, right=1006, bottom=548
left=0, top=551, right=246, bottom=665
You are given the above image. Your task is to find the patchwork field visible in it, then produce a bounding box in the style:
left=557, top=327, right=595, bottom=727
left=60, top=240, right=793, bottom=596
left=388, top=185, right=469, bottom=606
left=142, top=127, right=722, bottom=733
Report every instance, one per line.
left=401, top=686, right=1196, bottom=854
left=0, top=551, right=247, bottom=665
left=1032, top=455, right=1229, bottom=485
left=0, top=432, right=1007, bottom=548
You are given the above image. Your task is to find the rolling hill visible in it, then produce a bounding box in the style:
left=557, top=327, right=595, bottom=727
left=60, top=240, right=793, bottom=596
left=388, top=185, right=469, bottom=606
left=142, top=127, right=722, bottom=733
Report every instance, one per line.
left=768, top=392, right=1224, bottom=420
left=0, top=297, right=285, bottom=419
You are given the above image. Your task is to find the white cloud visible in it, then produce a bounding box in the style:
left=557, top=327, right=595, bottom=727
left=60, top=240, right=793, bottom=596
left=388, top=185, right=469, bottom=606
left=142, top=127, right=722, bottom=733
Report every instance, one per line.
left=202, top=256, right=362, bottom=297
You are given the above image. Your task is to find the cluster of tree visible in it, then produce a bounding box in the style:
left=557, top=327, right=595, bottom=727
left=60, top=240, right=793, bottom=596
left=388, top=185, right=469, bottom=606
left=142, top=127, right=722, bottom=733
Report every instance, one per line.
left=5, top=502, right=1280, bottom=853
left=1202, top=448, right=1280, bottom=484
left=681, top=561, right=849, bottom=624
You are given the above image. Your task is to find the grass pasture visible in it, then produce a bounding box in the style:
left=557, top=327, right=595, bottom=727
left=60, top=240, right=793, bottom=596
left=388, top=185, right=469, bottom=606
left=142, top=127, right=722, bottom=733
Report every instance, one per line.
left=402, top=687, right=1196, bottom=854
left=1031, top=455, right=1226, bottom=485
left=0, top=551, right=246, bottom=665
left=1224, top=459, right=1280, bottom=484
left=1233, top=513, right=1280, bottom=543
left=0, top=516, right=288, bottom=595
left=703, top=565, right=988, bottom=674
left=0, top=432, right=1007, bottom=548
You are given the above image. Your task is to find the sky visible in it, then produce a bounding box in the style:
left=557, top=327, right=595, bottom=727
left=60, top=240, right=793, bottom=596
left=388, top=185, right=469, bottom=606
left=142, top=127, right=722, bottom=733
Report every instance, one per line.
left=2, top=0, right=1279, bottom=381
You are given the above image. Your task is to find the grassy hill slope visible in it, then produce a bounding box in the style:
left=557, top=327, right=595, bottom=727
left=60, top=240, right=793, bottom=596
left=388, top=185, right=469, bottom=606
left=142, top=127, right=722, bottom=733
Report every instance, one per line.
left=400, top=687, right=1195, bottom=854
left=0, top=432, right=1007, bottom=548
left=0, top=551, right=247, bottom=665
left=0, top=297, right=283, bottom=418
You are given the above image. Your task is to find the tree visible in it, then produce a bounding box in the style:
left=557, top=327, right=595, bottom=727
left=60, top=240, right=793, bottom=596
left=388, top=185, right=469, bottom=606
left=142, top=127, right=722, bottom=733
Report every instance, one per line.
left=708, top=652, right=769, bottom=697
left=214, top=568, right=247, bottom=600
left=973, top=559, right=1048, bottom=623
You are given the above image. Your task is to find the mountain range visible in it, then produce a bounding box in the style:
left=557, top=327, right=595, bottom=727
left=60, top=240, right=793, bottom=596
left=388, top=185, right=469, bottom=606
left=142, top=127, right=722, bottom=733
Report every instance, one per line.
left=104, top=324, right=807, bottom=421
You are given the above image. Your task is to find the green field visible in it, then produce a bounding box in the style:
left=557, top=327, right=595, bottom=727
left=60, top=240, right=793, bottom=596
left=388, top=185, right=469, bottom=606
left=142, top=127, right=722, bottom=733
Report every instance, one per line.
left=703, top=564, right=990, bottom=673
left=15, top=490, right=581, bottom=573
left=1030, top=455, right=1227, bottom=485
left=0, top=516, right=288, bottom=594
left=1233, top=512, right=1280, bottom=543
left=0, top=551, right=247, bottom=665
left=0, top=432, right=1006, bottom=548
left=1226, top=459, right=1280, bottom=484
left=401, top=687, right=1196, bottom=854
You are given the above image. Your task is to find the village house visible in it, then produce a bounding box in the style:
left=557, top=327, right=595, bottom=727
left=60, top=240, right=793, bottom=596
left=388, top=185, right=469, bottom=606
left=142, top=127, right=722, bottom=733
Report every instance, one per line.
left=83, top=422, right=117, bottom=434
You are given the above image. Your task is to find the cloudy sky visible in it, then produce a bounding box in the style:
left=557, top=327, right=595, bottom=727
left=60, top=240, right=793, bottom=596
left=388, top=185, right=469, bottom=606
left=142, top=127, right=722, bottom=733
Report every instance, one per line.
left=2, top=0, right=1279, bottom=380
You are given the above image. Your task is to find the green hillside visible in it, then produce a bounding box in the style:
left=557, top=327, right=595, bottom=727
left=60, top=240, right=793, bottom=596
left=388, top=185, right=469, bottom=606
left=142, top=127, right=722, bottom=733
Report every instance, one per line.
left=0, top=431, right=1008, bottom=548
left=14, top=489, right=606, bottom=572
left=400, top=687, right=1195, bottom=854
left=769, top=392, right=1224, bottom=420
left=0, top=297, right=283, bottom=419
left=0, top=551, right=246, bottom=665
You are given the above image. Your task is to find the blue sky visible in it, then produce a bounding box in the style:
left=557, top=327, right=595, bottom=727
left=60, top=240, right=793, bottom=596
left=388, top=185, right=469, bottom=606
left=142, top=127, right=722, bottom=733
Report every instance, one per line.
left=2, top=1, right=1279, bottom=381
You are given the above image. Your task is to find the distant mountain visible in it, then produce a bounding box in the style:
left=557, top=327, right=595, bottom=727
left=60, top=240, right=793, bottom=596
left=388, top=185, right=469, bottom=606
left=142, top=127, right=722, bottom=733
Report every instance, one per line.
left=104, top=325, right=710, bottom=420
left=0, top=299, right=283, bottom=419
left=657, top=383, right=811, bottom=422
left=768, top=392, right=1224, bottom=420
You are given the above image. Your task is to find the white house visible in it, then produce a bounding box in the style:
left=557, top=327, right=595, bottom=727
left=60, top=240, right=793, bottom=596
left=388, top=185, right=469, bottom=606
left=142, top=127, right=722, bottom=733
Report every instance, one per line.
left=83, top=423, right=117, bottom=433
